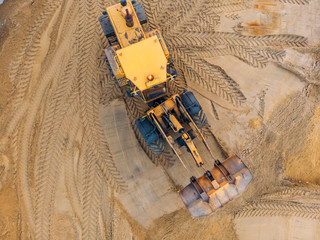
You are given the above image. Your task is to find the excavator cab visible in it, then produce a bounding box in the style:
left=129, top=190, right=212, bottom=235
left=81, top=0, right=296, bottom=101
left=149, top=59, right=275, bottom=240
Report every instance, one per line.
left=99, top=0, right=253, bottom=218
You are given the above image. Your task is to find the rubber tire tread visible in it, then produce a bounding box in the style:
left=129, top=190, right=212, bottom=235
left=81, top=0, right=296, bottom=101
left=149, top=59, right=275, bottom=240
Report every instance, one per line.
left=136, top=117, right=165, bottom=156
left=147, top=137, right=165, bottom=156
left=180, top=90, right=202, bottom=116
left=191, top=108, right=208, bottom=129
left=180, top=90, right=207, bottom=128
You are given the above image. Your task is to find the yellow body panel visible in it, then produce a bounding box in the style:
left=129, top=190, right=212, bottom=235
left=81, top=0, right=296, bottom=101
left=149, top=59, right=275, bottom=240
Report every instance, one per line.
left=106, top=2, right=145, bottom=48
left=145, top=30, right=170, bottom=59
left=116, top=36, right=167, bottom=91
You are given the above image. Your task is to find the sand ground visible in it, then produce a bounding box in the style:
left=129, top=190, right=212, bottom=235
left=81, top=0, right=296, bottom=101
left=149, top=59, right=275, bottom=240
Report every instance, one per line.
left=0, top=0, right=320, bottom=239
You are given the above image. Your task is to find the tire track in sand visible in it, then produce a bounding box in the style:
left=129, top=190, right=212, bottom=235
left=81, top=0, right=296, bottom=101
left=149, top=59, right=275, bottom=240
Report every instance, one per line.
left=29, top=2, right=80, bottom=238
left=0, top=0, right=62, bottom=153
left=14, top=2, right=64, bottom=238
left=1, top=0, right=313, bottom=239
left=76, top=0, right=125, bottom=238
left=236, top=188, right=320, bottom=219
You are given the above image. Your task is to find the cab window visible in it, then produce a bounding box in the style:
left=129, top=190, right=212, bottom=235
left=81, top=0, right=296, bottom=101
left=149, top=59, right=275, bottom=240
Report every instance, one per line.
left=142, top=83, right=167, bottom=101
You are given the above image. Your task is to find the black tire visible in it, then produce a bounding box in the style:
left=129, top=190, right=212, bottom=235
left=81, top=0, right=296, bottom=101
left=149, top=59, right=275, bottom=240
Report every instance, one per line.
left=147, top=137, right=165, bottom=155
left=136, top=117, right=165, bottom=156
left=191, top=108, right=208, bottom=129
left=105, top=58, right=114, bottom=78
left=180, top=90, right=207, bottom=129
left=180, top=90, right=201, bottom=116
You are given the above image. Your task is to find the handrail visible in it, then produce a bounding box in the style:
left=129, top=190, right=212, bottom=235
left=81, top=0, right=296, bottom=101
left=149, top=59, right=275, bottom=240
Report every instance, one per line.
left=113, top=55, right=124, bottom=75
left=166, top=73, right=176, bottom=81
left=154, top=29, right=170, bottom=58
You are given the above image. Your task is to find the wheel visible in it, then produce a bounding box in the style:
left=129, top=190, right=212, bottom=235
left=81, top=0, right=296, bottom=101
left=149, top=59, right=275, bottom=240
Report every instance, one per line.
left=147, top=137, right=165, bottom=155
left=136, top=117, right=165, bottom=156
left=180, top=90, right=202, bottom=115
left=105, top=57, right=114, bottom=78
left=132, top=2, right=147, bottom=25
left=180, top=90, right=207, bottom=129
left=99, top=14, right=115, bottom=38
left=191, top=108, right=208, bottom=129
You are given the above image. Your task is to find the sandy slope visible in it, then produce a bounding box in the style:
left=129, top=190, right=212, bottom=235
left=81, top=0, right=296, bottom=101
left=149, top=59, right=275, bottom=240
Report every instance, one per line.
left=0, top=0, right=320, bottom=239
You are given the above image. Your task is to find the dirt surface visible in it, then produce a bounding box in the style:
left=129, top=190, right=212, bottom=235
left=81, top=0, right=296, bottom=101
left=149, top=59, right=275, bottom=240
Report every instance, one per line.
left=0, top=0, right=320, bottom=239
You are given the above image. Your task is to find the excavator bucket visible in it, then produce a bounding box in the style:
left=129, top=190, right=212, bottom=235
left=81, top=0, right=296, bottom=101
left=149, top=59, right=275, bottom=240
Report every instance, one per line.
left=179, top=155, right=253, bottom=218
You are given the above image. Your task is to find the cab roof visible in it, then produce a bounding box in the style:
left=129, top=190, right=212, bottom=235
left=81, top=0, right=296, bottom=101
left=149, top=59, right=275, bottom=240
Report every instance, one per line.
left=116, top=35, right=167, bottom=91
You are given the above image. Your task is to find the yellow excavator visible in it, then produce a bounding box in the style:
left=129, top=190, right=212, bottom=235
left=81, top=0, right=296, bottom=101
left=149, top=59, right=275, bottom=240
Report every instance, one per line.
left=99, top=0, right=253, bottom=218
